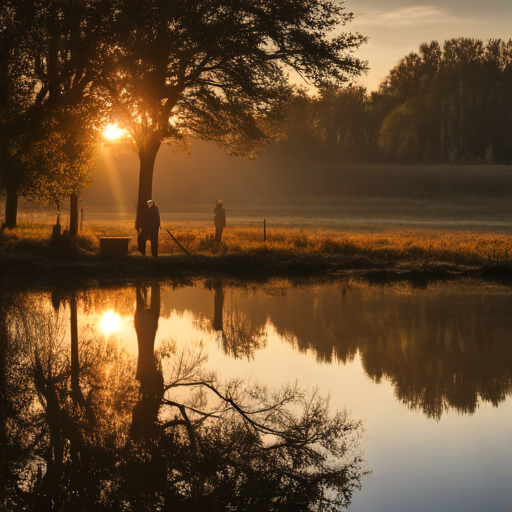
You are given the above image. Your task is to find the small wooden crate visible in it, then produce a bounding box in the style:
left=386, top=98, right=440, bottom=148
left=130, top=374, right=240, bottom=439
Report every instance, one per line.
left=100, top=237, right=131, bottom=255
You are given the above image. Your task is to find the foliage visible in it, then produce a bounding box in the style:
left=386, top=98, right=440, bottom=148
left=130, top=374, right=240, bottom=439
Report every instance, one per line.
left=283, top=37, right=512, bottom=164
left=7, top=107, right=98, bottom=215
left=378, top=100, right=423, bottom=160
left=107, top=0, right=367, bottom=151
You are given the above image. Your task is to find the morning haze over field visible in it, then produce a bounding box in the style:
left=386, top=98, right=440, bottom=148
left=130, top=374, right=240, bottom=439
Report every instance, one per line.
left=80, top=0, right=512, bottom=213
left=2, top=1, right=512, bottom=512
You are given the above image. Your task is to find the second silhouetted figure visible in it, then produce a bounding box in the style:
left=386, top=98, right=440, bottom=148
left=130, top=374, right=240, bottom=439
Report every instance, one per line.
left=214, top=200, right=226, bottom=245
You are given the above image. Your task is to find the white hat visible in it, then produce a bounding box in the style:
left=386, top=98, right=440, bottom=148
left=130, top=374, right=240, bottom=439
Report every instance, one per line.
left=147, top=199, right=154, bottom=206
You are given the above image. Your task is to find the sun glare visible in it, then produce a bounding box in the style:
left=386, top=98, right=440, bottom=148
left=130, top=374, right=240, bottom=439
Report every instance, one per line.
left=102, top=123, right=126, bottom=141
left=101, top=310, right=121, bottom=336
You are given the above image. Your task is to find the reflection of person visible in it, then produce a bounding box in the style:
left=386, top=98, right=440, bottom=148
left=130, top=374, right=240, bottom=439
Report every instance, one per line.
left=147, top=200, right=161, bottom=257
left=132, top=283, right=163, bottom=440
left=213, top=200, right=226, bottom=245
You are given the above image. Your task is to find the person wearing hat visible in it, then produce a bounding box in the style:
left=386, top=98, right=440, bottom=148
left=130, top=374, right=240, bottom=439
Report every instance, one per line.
left=147, top=199, right=161, bottom=256
left=213, top=200, right=226, bottom=245
left=137, top=199, right=161, bottom=256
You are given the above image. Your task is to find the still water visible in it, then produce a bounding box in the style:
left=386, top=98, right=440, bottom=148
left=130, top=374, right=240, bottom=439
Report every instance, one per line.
left=2, top=277, right=512, bottom=511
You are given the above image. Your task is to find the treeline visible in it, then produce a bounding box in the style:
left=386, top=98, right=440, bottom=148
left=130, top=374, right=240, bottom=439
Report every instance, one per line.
left=282, top=38, right=512, bottom=164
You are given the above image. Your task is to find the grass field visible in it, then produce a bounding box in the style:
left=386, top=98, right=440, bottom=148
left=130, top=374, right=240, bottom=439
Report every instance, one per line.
left=2, top=218, right=512, bottom=267
left=2, top=193, right=512, bottom=284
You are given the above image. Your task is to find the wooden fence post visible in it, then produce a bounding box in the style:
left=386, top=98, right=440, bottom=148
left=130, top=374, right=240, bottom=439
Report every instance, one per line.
left=79, top=198, right=83, bottom=231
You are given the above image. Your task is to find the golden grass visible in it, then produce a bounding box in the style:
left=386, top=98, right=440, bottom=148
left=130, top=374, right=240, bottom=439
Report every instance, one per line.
left=2, top=220, right=511, bottom=267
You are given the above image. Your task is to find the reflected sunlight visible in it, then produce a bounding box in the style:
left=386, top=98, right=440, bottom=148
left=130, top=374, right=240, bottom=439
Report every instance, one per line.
left=100, top=310, right=121, bottom=336
left=102, top=123, right=126, bottom=141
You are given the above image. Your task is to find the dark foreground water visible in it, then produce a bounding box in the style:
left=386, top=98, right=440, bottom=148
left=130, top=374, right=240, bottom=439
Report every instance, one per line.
left=2, top=277, right=511, bottom=511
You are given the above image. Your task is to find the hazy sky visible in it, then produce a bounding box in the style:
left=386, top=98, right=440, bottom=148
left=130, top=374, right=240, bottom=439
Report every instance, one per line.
left=344, top=0, right=512, bottom=91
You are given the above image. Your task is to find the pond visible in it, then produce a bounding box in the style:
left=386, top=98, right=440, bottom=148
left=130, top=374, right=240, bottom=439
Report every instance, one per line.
left=2, top=277, right=511, bottom=511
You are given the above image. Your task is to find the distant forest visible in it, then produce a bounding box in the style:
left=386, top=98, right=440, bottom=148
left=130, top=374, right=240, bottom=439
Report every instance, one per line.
left=282, top=38, right=512, bottom=164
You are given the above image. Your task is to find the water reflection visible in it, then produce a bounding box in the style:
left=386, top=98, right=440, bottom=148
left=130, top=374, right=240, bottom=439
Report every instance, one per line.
left=27, top=278, right=512, bottom=423
left=51, top=278, right=512, bottom=422
left=0, top=285, right=367, bottom=511
left=194, top=279, right=268, bottom=360
left=189, top=278, right=511, bottom=420
left=264, top=280, right=512, bottom=419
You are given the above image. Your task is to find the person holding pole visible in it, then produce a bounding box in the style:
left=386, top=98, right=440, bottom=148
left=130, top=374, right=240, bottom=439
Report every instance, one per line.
left=147, top=199, right=161, bottom=257
left=214, top=200, right=226, bottom=245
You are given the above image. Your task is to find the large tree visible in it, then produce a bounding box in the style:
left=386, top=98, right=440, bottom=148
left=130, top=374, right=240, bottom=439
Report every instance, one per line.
left=105, top=0, right=367, bottom=229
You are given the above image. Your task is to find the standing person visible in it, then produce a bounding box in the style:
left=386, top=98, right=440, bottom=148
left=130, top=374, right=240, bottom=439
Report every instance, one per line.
left=214, top=200, right=226, bottom=245
left=147, top=199, right=161, bottom=257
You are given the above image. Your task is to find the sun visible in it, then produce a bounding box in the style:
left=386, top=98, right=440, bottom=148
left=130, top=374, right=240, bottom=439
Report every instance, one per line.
left=100, top=310, right=121, bottom=336
left=102, top=123, right=126, bottom=141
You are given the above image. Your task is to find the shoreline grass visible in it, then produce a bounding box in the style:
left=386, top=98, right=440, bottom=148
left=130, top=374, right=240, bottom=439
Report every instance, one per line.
left=2, top=221, right=512, bottom=285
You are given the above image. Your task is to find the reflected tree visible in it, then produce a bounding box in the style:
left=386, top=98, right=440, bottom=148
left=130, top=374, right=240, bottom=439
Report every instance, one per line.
left=212, top=282, right=268, bottom=360
left=132, top=283, right=164, bottom=440
left=1, top=292, right=137, bottom=511
left=1, top=284, right=369, bottom=511
left=158, top=347, right=367, bottom=511
left=127, top=282, right=167, bottom=497
left=264, top=280, right=512, bottom=420
left=0, top=288, right=34, bottom=509
left=130, top=282, right=367, bottom=510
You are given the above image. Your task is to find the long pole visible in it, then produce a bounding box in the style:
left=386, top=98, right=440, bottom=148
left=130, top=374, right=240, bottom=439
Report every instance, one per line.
left=165, top=228, right=192, bottom=257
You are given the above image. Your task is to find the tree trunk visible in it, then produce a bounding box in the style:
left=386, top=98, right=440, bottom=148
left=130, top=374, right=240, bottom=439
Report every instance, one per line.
left=70, top=290, right=80, bottom=398
left=69, top=193, right=79, bottom=239
left=213, top=281, right=224, bottom=332
left=4, top=188, right=18, bottom=229
left=136, top=135, right=161, bottom=229
left=0, top=294, right=7, bottom=507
